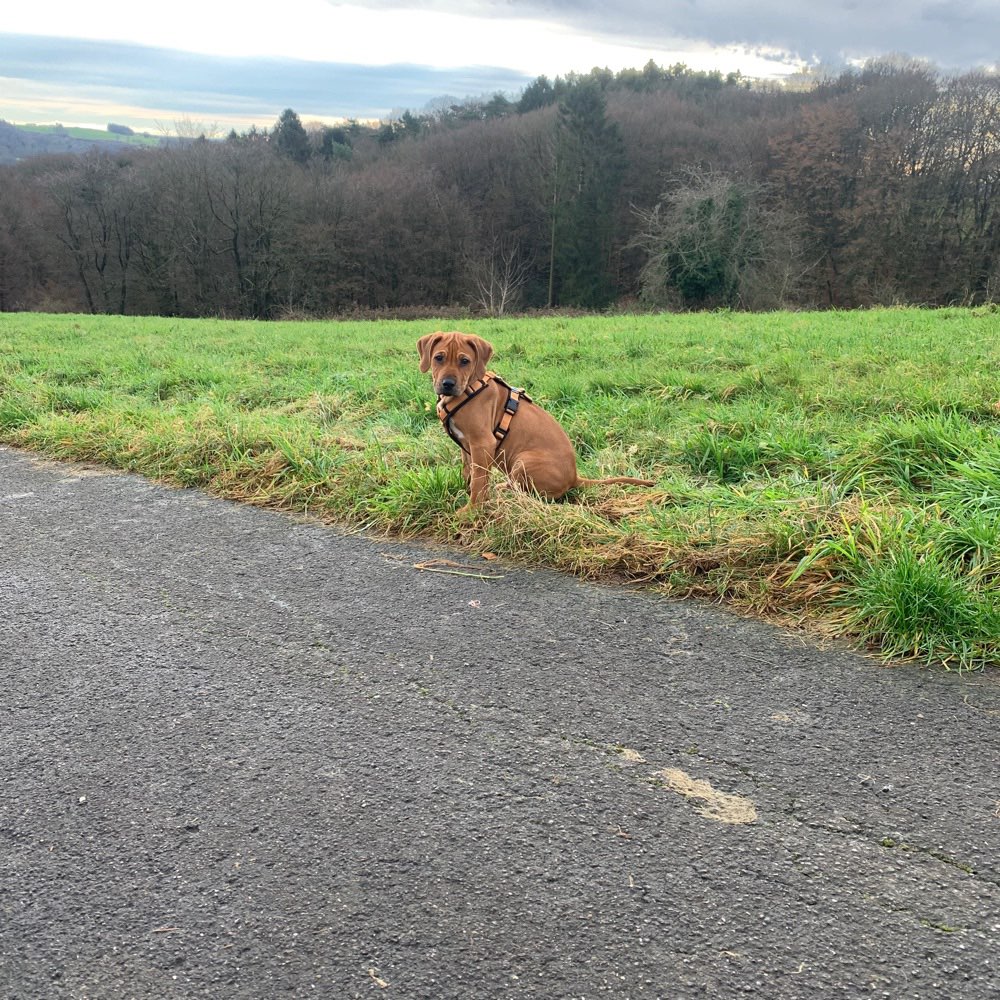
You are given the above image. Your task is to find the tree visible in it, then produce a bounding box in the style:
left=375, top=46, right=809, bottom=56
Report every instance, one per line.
left=484, top=93, right=513, bottom=119
left=6, top=61, right=1000, bottom=316
left=547, top=82, right=626, bottom=308
left=769, top=100, right=864, bottom=306
left=518, top=75, right=556, bottom=113
left=335, top=162, right=472, bottom=310
left=0, top=169, right=49, bottom=310
left=399, top=111, right=424, bottom=139
left=200, top=143, right=294, bottom=316
left=633, top=169, right=807, bottom=310
left=273, top=108, right=310, bottom=164
left=40, top=152, right=142, bottom=314
left=132, top=143, right=225, bottom=316
left=466, top=235, right=533, bottom=316
left=313, top=125, right=353, bottom=162
left=924, top=72, right=1000, bottom=303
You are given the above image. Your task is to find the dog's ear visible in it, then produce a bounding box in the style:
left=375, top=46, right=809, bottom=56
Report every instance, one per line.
left=417, top=333, right=443, bottom=373
left=466, top=335, right=494, bottom=370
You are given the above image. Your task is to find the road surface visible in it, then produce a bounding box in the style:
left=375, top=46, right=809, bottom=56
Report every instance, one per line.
left=1, top=445, right=998, bottom=998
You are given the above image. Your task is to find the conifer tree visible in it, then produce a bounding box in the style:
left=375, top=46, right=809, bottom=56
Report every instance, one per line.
left=548, top=82, right=625, bottom=308
left=273, top=108, right=310, bottom=165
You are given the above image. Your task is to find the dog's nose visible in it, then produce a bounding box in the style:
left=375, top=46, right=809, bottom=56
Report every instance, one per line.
left=439, top=377, right=457, bottom=395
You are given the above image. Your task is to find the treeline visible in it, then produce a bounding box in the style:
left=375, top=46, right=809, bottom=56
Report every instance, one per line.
left=1, top=59, right=998, bottom=317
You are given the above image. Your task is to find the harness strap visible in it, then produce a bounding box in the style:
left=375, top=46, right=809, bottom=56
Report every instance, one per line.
left=437, top=374, right=494, bottom=453
left=492, top=387, right=522, bottom=444
left=437, top=372, right=530, bottom=454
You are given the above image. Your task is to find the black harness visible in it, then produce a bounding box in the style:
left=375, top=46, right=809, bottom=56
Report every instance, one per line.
left=436, top=372, right=530, bottom=454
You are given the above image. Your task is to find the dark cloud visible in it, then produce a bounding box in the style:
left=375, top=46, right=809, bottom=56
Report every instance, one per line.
left=353, top=0, right=1000, bottom=69
left=1, top=34, right=533, bottom=126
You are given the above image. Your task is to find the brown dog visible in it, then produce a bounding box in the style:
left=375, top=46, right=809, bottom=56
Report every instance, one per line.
left=418, top=331, right=654, bottom=509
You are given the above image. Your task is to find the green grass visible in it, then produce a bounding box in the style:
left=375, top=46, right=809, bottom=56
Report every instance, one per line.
left=2, top=307, right=999, bottom=669
left=17, top=123, right=162, bottom=146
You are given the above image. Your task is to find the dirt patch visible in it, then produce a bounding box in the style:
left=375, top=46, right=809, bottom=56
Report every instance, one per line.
left=771, top=709, right=812, bottom=725
left=21, top=452, right=115, bottom=479
left=656, top=767, right=758, bottom=825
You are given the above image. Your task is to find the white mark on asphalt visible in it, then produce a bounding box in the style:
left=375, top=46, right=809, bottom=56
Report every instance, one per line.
left=656, top=767, right=758, bottom=825
left=771, top=709, right=812, bottom=725
left=368, top=968, right=389, bottom=989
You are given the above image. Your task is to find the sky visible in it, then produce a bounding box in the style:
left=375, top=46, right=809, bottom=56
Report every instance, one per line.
left=2, top=0, right=998, bottom=133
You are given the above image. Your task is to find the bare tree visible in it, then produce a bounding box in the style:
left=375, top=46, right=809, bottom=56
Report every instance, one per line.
left=196, top=143, right=293, bottom=317
left=0, top=170, right=49, bottom=310
left=466, top=235, right=534, bottom=315
left=39, top=153, right=142, bottom=314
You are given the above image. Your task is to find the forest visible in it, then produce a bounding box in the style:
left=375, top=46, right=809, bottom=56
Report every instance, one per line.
left=0, top=58, right=998, bottom=318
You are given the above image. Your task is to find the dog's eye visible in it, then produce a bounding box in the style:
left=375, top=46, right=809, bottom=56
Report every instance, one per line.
left=459, top=357, right=470, bottom=366
left=433, top=353, right=445, bottom=364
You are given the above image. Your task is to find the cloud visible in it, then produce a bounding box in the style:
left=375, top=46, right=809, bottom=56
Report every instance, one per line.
left=348, top=0, right=1000, bottom=70
left=6, top=2, right=804, bottom=78
left=3, top=1, right=995, bottom=132
left=6, top=0, right=999, bottom=75
left=0, top=34, right=533, bottom=127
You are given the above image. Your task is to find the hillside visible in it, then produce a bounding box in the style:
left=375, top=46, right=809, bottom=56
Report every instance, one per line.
left=0, top=121, right=170, bottom=164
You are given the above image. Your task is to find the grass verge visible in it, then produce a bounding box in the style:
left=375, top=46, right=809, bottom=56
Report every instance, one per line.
left=1, top=307, right=998, bottom=669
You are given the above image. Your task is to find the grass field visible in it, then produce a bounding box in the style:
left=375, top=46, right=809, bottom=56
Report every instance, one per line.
left=2, top=308, right=998, bottom=670
left=16, top=123, right=162, bottom=146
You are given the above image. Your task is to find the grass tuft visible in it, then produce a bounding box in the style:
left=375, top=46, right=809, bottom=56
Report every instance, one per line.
left=848, top=546, right=1000, bottom=669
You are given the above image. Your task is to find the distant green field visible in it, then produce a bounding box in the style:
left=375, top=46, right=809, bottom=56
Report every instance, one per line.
left=17, top=123, right=162, bottom=146
left=2, top=308, right=998, bottom=669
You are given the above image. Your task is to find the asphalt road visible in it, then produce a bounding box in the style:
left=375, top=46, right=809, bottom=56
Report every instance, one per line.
left=1, top=444, right=998, bottom=1000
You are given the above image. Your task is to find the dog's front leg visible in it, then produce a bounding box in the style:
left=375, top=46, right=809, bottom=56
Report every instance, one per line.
left=460, top=445, right=493, bottom=510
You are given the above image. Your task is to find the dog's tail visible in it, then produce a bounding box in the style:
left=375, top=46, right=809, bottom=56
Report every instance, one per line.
left=575, top=475, right=656, bottom=489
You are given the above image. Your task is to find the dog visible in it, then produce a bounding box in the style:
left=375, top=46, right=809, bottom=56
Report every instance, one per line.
left=417, top=331, right=654, bottom=509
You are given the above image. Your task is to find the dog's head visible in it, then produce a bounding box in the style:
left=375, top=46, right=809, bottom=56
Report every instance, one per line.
left=417, top=331, right=494, bottom=397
